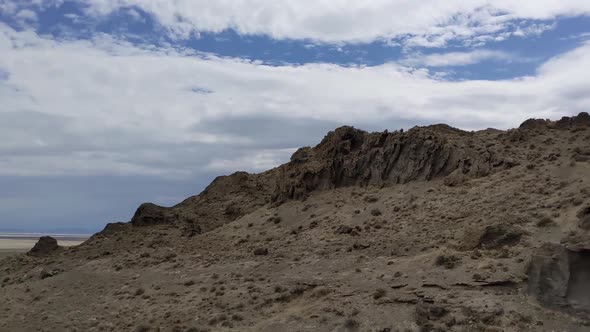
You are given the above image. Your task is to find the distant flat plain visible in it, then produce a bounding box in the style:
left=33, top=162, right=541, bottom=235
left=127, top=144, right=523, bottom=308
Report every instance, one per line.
left=0, top=233, right=89, bottom=257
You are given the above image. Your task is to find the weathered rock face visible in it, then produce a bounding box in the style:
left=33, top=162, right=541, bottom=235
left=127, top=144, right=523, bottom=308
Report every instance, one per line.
left=28, top=236, right=59, bottom=256
left=527, top=244, right=570, bottom=309
left=528, top=240, right=590, bottom=318
left=555, top=112, right=590, bottom=128
left=520, top=112, right=590, bottom=130
left=567, top=250, right=590, bottom=312
left=578, top=206, right=590, bottom=230
left=271, top=125, right=512, bottom=204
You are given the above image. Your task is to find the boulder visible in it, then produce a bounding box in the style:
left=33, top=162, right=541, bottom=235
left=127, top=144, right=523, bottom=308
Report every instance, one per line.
left=28, top=236, right=59, bottom=256
left=527, top=243, right=570, bottom=309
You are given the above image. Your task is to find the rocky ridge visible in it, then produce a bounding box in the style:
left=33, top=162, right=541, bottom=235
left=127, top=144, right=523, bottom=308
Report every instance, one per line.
left=128, top=121, right=524, bottom=231
left=1, top=112, right=590, bottom=331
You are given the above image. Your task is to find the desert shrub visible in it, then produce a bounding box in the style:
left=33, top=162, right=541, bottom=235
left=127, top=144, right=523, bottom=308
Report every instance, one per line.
left=536, top=216, right=555, bottom=227
left=435, top=254, right=460, bottom=269
left=343, top=318, right=360, bottom=330
left=373, top=288, right=386, bottom=300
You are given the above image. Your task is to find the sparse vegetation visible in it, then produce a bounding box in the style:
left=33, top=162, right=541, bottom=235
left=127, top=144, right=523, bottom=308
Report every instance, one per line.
left=373, top=288, right=387, bottom=300
left=343, top=318, right=360, bottom=330
left=536, top=216, right=555, bottom=227
left=267, top=216, right=282, bottom=224
left=370, top=208, right=382, bottom=216
left=435, top=254, right=461, bottom=269
left=135, top=325, right=151, bottom=332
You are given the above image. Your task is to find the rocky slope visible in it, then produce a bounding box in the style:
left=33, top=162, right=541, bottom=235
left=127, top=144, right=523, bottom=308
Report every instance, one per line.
left=1, top=113, right=590, bottom=332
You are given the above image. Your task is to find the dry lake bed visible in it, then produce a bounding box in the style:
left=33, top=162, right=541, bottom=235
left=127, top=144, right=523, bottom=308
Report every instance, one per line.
left=0, top=233, right=88, bottom=257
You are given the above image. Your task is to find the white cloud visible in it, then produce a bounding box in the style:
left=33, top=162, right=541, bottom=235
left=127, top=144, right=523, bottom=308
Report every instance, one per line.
left=400, top=50, right=513, bottom=67
left=512, top=22, right=556, bottom=37
left=207, top=149, right=296, bottom=172
left=1, top=25, right=590, bottom=177
left=15, top=9, right=37, bottom=22
left=74, top=0, right=590, bottom=46
left=125, top=7, right=145, bottom=22
left=562, top=32, right=590, bottom=41
left=0, top=0, right=16, bottom=15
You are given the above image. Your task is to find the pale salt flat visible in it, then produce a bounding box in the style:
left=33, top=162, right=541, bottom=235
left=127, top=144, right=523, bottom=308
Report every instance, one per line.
left=0, top=234, right=88, bottom=257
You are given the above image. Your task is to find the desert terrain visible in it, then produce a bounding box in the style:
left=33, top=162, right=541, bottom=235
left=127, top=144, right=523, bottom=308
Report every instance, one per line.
left=0, top=234, right=87, bottom=258
left=1, top=113, right=590, bottom=331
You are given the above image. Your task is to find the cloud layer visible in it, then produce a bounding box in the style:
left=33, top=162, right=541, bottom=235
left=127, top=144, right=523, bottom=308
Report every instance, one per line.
left=68, top=0, right=590, bottom=46
left=1, top=24, right=590, bottom=179
left=2, top=0, right=588, bottom=46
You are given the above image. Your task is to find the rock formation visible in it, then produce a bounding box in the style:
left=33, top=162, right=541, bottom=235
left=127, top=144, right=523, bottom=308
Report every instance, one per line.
left=28, top=236, right=59, bottom=256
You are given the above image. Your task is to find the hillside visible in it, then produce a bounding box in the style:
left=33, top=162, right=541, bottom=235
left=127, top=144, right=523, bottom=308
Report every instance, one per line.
left=1, top=112, right=590, bottom=331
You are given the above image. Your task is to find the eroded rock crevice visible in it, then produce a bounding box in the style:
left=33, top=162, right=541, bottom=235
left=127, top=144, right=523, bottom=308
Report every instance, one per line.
left=566, top=250, right=590, bottom=311
left=528, top=243, right=590, bottom=317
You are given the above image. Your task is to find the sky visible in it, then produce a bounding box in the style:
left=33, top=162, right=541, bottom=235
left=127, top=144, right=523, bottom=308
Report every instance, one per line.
left=1, top=1, right=590, bottom=233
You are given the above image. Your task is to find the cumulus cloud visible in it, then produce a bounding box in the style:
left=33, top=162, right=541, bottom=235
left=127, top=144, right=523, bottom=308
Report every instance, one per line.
left=1, top=24, right=590, bottom=178
left=2, top=1, right=587, bottom=46
left=15, top=9, right=37, bottom=22
left=72, top=0, right=590, bottom=46
left=400, top=50, right=514, bottom=67
left=0, top=1, right=17, bottom=15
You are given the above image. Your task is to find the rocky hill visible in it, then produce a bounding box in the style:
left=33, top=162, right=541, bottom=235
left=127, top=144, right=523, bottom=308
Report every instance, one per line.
left=1, top=113, right=590, bottom=331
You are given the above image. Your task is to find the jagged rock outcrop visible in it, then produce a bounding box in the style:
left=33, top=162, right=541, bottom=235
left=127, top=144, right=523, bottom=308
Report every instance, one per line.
left=271, top=125, right=514, bottom=204
left=28, top=236, right=59, bottom=256
left=519, top=112, right=590, bottom=130
left=555, top=112, right=590, bottom=128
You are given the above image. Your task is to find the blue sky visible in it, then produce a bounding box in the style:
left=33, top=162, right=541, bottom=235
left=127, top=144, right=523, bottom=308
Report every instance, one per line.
left=1, top=1, right=590, bottom=233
